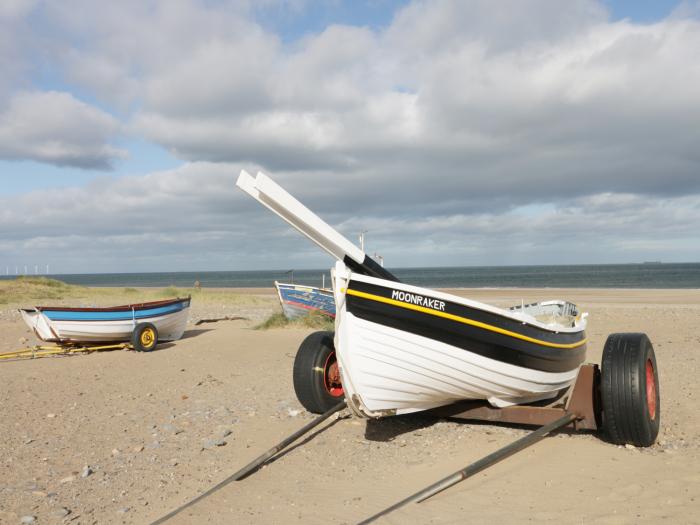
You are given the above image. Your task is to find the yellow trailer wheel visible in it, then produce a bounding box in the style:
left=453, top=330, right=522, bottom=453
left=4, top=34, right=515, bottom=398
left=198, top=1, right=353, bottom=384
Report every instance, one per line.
left=132, top=323, right=159, bottom=352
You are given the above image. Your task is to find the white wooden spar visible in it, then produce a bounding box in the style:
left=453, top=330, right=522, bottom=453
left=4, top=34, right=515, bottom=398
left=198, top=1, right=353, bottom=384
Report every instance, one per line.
left=236, top=170, right=397, bottom=281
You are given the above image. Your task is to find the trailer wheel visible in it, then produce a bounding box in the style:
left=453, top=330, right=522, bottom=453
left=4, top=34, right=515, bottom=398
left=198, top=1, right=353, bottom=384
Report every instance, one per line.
left=132, top=323, right=159, bottom=352
left=600, top=333, right=660, bottom=447
left=293, top=331, right=344, bottom=414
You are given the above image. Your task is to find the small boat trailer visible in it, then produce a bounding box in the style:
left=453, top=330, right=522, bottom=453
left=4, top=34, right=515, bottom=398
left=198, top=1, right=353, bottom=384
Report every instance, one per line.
left=1, top=323, right=163, bottom=362
left=0, top=342, right=132, bottom=361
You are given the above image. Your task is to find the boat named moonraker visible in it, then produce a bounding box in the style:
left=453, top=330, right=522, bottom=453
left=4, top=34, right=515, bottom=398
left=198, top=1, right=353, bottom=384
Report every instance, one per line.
left=237, top=170, right=587, bottom=417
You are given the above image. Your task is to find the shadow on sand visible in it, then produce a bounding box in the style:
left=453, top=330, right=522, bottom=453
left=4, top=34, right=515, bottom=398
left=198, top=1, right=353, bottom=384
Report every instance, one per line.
left=364, top=413, right=441, bottom=442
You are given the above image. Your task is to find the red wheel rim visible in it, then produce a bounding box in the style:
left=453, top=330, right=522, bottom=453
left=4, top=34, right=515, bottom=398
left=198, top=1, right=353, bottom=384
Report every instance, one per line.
left=646, top=359, right=657, bottom=420
left=323, top=351, right=344, bottom=397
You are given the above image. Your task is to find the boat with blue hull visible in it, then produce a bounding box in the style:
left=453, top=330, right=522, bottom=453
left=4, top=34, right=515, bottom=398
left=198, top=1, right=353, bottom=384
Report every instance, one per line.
left=274, top=281, right=335, bottom=319
left=20, top=297, right=191, bottom=344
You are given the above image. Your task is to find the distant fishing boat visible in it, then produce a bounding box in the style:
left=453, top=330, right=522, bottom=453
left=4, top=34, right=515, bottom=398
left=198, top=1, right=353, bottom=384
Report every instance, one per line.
left=274, top=281, right=335, bottom=319
left=19, top=297, right=190, bottom=351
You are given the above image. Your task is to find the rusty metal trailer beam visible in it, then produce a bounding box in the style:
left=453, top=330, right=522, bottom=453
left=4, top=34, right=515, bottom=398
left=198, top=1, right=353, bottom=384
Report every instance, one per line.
left=430, top=363, right=600, bottom=431
left=359, top=412, right=579, bottom=524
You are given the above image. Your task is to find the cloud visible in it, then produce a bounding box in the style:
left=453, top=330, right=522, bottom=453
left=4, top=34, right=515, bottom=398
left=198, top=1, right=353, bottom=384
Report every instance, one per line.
left=1, top=164, right=699, bottom=273
left=0, top=0, right=38, bottom=19
left=124, top=0, right=700, bottom=206
left=0, top=91, right=126, bottom=169
left=0, top=162, right=342, bottom=272
left=1, top=1, right=700, bottom=270
left=8, top=1, right=700, bottom=197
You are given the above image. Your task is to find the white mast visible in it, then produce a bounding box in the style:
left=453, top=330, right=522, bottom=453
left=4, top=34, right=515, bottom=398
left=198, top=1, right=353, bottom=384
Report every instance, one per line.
left=358, top=230, right=368, bottom=252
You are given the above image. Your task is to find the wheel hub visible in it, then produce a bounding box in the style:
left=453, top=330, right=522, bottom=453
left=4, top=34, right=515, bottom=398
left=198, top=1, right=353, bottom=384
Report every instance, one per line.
left=646, top=359, right=657, bottom=420
left=323, top=352, right=344, bottom=397
left=141, top=328, right=155, bottom=347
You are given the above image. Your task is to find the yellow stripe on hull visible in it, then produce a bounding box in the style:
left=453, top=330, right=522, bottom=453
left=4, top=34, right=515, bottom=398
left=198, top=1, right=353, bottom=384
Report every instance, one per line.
left=344, top=288, right=586, bottom=350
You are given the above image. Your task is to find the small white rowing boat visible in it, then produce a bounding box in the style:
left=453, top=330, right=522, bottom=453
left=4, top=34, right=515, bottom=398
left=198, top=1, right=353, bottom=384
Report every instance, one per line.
left=20, top=297, right=190, bottom=345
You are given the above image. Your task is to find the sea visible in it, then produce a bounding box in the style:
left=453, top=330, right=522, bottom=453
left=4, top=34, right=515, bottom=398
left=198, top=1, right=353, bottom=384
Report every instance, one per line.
left=3, top=263, right=699, bottom=289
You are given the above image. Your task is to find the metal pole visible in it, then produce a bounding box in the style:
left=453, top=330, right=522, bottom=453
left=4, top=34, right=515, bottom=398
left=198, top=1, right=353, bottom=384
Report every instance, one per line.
left=151, top=400, right=346, bottom=524
left=230, top=400, right=346, bottom=481
left=359, top=412, right=577, bottom=525
left=359, top=230, right=367, bottom=252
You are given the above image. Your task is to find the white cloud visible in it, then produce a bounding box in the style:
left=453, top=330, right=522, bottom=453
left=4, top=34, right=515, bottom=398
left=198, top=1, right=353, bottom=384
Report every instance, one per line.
left=119, top=0, right=700, bottom=203
left=0, top=0, right=38, bottom=19
left=1, top=1, right=700, bottom=270
left=1, top=164, right=699, bottom=272
left=0, top=91, right=126, bottom=169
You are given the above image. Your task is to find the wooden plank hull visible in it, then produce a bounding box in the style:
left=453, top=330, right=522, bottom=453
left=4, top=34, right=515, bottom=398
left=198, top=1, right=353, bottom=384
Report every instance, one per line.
left=274, top=281, right=335, bottom=319
left=333, top=264, right=587, bottom=417
left=20, top=297, right=190, bottom=343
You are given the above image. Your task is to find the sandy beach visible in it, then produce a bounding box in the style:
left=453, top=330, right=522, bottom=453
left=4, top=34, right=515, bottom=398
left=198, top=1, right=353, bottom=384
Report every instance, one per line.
left=1, top=285, right=699, bottom=524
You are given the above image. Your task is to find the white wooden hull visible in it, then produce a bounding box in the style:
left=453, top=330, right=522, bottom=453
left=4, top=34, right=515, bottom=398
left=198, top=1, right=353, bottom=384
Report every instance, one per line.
left=333, top=262, right=587, bottom=417
left=336, top=312, right=580, bottom=416
left=20, top=303, right=190, bottom=343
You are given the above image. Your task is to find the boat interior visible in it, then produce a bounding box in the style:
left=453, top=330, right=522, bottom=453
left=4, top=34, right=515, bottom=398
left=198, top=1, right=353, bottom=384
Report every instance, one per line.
left=508, top=300, right=582, bottom=327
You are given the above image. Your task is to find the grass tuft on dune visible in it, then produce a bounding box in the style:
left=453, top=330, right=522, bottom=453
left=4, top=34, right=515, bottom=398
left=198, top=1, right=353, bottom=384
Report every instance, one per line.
left=255, top=310, right=334, bottom=330
left=0, top=277, right=274, bottom=309
left=0, top=276, right=77, bottom=304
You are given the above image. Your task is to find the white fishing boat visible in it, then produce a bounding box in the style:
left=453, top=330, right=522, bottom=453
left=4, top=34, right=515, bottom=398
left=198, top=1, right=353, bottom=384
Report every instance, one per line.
left=237, top=171, right=588, bottom=418
left=20, top=297, right=190, bottom=350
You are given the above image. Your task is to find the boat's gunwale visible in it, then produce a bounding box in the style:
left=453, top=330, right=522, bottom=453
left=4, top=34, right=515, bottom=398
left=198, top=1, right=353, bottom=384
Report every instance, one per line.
left=348, top=273, right=584, bottom=334
left=28, top=296, right=190, bottom=313
left=274, top=281, right=333, bottom=293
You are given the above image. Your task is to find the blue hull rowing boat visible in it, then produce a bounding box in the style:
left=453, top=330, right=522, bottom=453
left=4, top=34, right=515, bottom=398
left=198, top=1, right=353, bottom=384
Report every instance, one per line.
left=274, top=281, right=335, bottom=319
left=20, top=297, right=191, bottom=343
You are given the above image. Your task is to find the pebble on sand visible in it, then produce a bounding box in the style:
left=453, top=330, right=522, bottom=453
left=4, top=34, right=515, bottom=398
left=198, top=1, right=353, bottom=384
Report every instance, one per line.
left=81, top=465, right=93, bottom=478
left=20, top=516, right=36, bottom=524
left=201, top=438, right=227, bottom=450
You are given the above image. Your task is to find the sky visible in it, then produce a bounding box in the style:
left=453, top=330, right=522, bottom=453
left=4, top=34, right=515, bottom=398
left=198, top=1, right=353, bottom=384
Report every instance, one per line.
left=1, top=0, right=699, bottom=274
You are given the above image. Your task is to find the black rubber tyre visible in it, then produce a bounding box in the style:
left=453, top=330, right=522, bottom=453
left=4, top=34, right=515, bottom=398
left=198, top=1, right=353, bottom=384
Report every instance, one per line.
left=131, top=323, right=159, bottom=352
left=293, top=331, right=344, bottom=414
left=600, top=333, right=660, bottom=447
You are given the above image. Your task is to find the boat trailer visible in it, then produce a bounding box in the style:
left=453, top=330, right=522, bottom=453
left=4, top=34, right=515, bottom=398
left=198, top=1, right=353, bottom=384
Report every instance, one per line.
left=0, top=342, right=132, bottom=361
left=153, top=360, right=643, bottom=524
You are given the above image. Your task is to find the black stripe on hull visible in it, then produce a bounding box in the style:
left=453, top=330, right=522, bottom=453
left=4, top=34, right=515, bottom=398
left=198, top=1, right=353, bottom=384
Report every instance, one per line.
left=346, top=281, right=586, bottom=373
